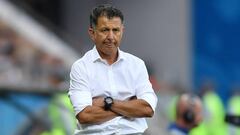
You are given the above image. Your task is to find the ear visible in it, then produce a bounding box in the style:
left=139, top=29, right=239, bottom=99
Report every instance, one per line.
left=88, top=27, right=95, bottom=41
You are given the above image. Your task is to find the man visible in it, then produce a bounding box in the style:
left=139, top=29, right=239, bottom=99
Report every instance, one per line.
left=41, top=61, right=76, bottom=135
left=168, top=93, right=203, bottom=135
left=226, top=90, right=240, bottom=135
left=69, top=4, right=158, bottom=135
left=200, top=82, right=227, bottom=135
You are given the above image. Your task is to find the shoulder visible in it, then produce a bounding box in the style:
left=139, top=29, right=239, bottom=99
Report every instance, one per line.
left=71, top=50, right=93, bottom=70
left=120, top=51, right=147, bottom=74
left=121, top=51, right=145, bottom=65
left=168, top=123, right=189, bottom=135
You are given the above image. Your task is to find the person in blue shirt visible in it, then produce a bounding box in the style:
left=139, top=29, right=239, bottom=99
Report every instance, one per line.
left=168, top=93, right=203, bottom=135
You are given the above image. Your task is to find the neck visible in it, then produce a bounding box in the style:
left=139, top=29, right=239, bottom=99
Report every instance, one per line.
left=100, top=51, right=118, bottom=65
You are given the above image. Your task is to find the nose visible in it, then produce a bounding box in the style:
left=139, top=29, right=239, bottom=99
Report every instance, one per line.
left=106, top=30, right=114, bottom=39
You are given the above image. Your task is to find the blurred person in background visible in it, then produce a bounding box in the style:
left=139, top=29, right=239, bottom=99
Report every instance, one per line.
left=168, top=93, right=203, bottom=135
left=226, top=87, right=240, bottom=135
left=68, top=4, right=158, bottom=135
left=200, top=81, right=228, bottom=135
left=41, top=59, right=76, bottom=135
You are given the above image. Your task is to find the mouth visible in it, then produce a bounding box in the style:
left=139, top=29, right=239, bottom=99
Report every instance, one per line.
left=104, top=42, right=115, bottom=47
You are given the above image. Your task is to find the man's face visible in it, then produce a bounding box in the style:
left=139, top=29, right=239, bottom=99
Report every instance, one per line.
left=193, top=101, right=203, bottom=127
left=187, top=100, right=203, bottom=129
left=89, top=16, right=124, bottom=58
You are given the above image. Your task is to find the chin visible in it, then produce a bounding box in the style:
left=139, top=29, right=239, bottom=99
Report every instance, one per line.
left=105, top=47, right=117, bottom=52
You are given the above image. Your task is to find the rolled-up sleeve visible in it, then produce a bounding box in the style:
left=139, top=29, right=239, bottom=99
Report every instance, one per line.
left=135, top=61, right=158, bottom=112
left=68, top=61, right=92, bottom=115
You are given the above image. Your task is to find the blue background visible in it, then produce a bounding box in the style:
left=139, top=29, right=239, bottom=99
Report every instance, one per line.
left=193, top=0, right=240, bottom=103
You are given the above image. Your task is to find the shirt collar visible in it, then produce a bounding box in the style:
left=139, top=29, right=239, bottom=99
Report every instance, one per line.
left=91, top=45, right=126, bottom=63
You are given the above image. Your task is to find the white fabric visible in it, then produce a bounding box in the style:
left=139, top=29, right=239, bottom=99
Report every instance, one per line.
left=69, top=46, right=158, bottom=135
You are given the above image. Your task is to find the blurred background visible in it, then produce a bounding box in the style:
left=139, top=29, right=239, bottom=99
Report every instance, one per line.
left=0, top=0, right=240, bottom=134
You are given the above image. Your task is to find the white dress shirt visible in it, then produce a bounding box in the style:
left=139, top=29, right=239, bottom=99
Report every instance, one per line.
left=69, top=46, right=158, bottom=135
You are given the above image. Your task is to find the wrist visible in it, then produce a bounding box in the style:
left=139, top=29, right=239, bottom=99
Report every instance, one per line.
left=104, top=96, right=113, bottom=110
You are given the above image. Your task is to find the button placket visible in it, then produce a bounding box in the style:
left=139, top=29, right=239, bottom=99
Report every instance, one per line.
left=108, top=66, right=117, bottom=97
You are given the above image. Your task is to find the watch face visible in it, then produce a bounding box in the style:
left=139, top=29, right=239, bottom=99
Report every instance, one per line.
left=104, top=97, right=113, bottom=110
left=105, top=97, right=113, bottom=104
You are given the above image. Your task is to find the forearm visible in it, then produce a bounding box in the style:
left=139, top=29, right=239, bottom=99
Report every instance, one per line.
left=76, top=105, right=118, bottom=124
left=111, top=99, right=154, bottom=118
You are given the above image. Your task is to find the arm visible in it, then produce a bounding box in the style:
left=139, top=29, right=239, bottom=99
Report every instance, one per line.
left=107, top=61, right=157, bottom=118
left=76, top=96, right=122, bottom=124
left=111, top=98, right=154, bottom=118
left=69, top=62, right=119, bottom=124
left=93, top=96, right=154, bottom=118
left=116, top=60, right=158, bottom=118
left=76, top=105, right=119, bottom=124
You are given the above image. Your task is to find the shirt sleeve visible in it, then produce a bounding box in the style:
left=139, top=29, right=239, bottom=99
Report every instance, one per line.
left=68, top=61, right=92, bottom=116
left=135, top=61, right=158, bottom=112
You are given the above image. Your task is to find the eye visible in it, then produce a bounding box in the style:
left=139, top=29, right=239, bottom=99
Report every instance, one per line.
left=113, top=28, right=120, bottom=32
left=100, top=28, right=109, bottom=33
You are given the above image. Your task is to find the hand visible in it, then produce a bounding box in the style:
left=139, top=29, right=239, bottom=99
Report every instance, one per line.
left=92, top=96, right=104, bottom=107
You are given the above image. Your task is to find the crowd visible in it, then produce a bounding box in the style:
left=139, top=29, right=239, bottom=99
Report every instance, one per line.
left=0, top=20, right=69, bottom=91
left=0, top=20, right=75, bottom=135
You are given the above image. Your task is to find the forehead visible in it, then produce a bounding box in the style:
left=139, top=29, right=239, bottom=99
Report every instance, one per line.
left=96, top=16, right=123, bottom=28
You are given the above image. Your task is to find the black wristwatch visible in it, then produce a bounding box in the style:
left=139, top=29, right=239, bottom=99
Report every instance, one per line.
left=104, top=96, right=113, bottom=110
